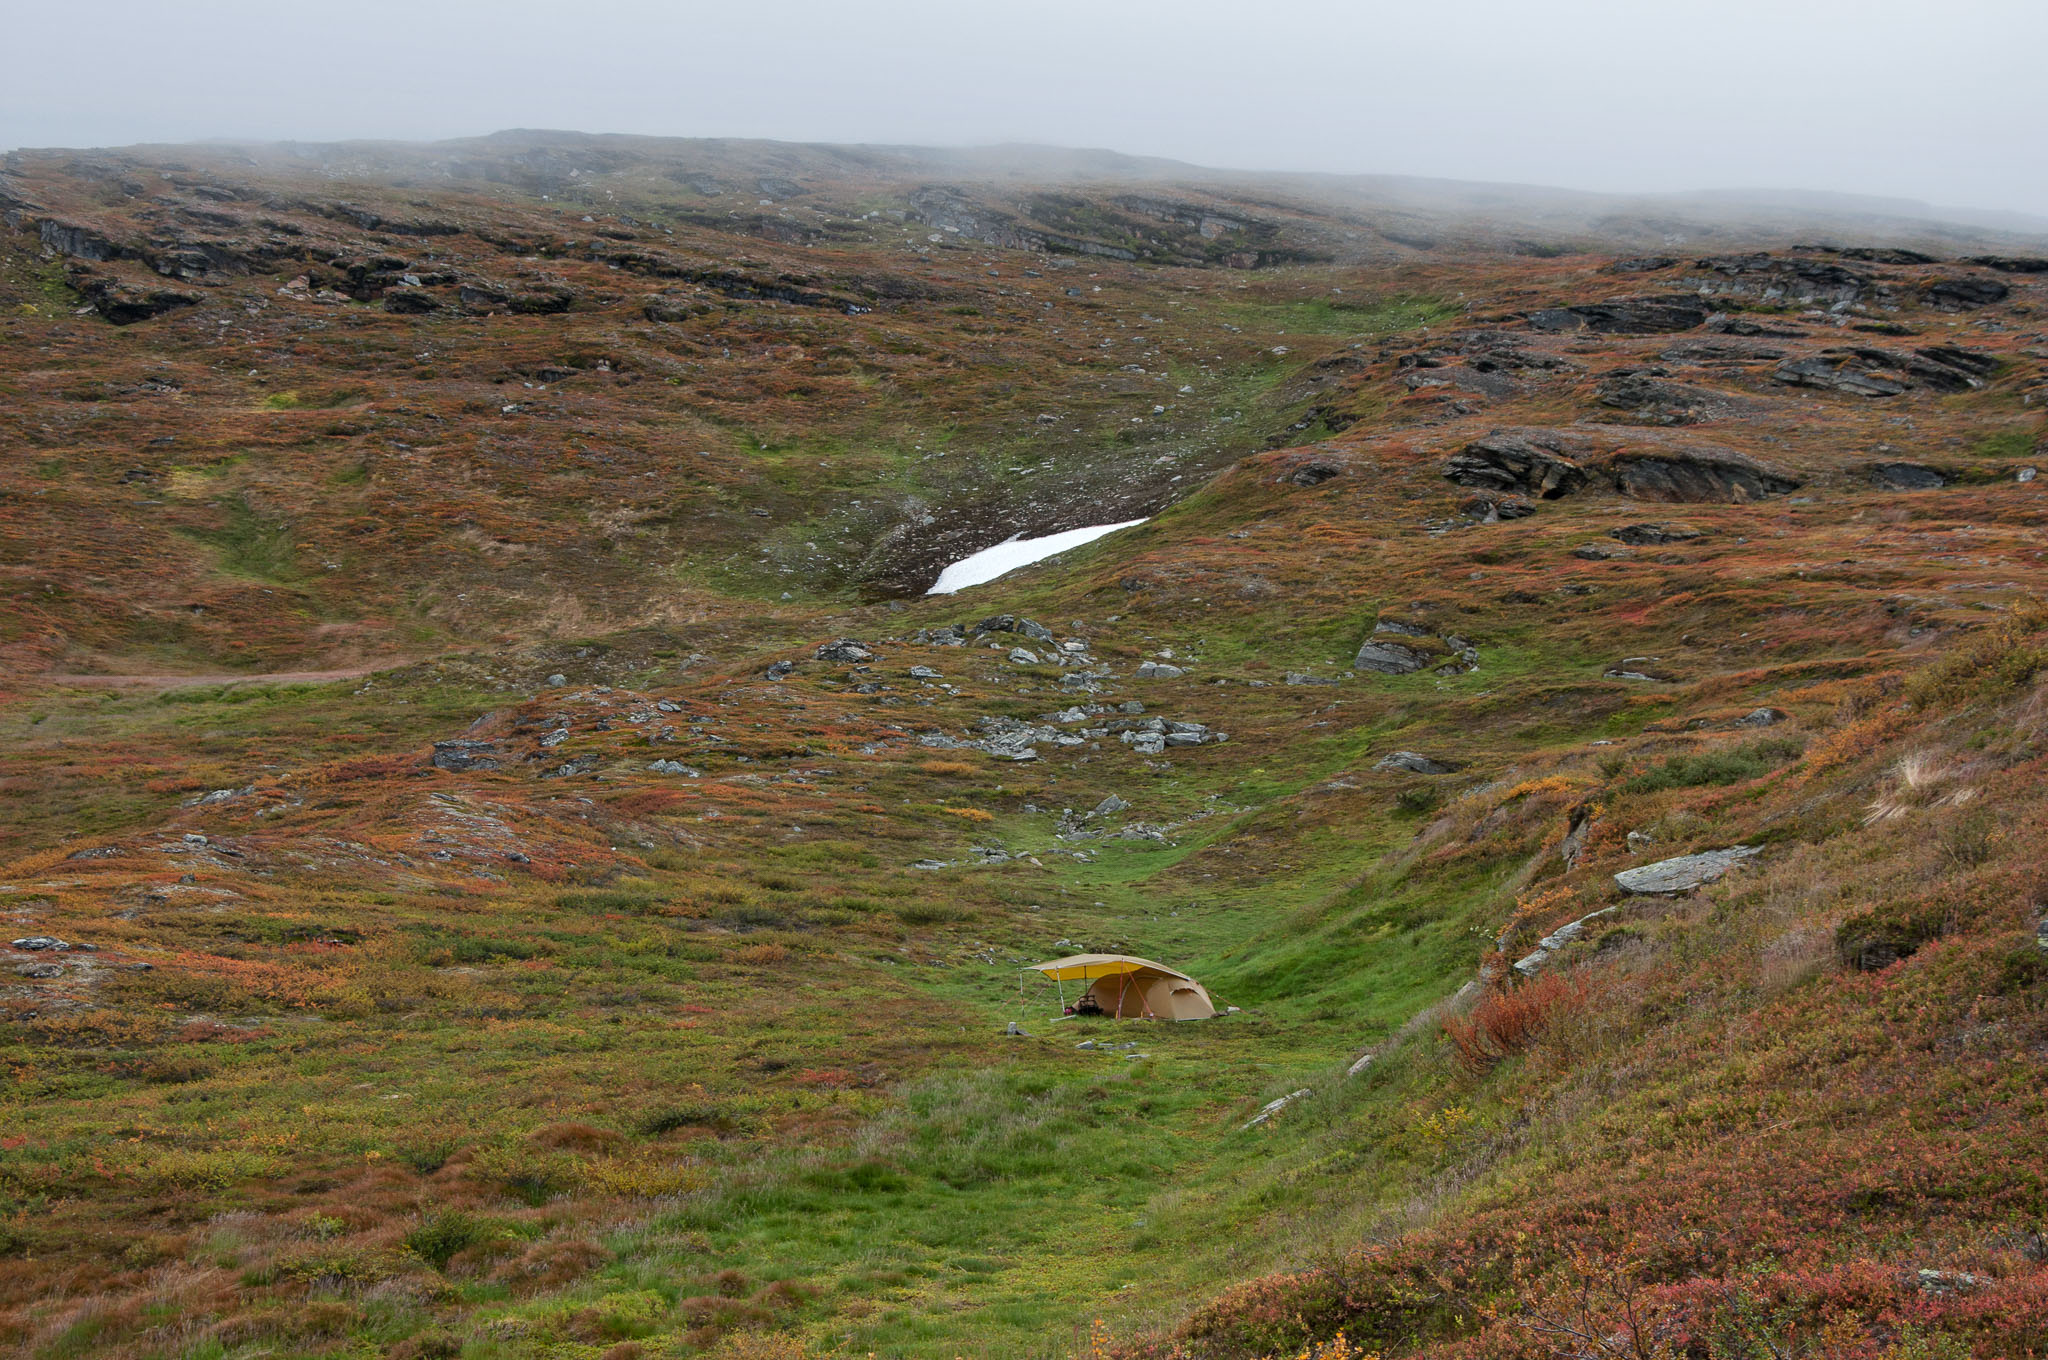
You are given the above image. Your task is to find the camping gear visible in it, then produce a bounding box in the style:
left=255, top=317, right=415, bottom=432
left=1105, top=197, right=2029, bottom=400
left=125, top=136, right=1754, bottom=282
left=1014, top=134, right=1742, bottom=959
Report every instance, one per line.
left=1024, top=953, right=1216, bottom=1020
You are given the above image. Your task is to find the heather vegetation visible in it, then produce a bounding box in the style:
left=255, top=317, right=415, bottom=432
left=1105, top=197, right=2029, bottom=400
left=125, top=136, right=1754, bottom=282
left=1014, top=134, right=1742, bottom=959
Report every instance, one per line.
left=1, top=134, right=2046, bottom=1359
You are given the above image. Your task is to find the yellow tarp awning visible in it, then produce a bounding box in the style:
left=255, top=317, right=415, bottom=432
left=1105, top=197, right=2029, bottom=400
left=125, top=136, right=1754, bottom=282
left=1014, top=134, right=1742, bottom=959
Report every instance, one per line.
left=1026, top=953, right=1193, bottom=983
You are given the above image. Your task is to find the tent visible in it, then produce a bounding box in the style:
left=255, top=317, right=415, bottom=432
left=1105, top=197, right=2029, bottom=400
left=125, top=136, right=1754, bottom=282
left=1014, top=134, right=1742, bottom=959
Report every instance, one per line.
left=1026, top=953, right=1217, bottom=1020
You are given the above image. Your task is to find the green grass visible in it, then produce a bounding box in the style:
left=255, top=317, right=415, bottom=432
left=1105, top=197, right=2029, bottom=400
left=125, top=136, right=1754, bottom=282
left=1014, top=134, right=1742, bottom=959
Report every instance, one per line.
left=175, top=493, right=303, bottom=584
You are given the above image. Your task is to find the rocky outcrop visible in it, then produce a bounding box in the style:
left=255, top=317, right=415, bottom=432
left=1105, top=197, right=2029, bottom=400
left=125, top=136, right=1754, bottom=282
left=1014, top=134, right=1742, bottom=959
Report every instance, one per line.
left=1613, top=845, right=1761, bottom=894
left=1774, top=345, right=1996, bottom=397
left=815, top=639, right=876, bottom=663
left=1443, top=429, right=1591, bottom=499
left=1609, top=446, right=1800, bottom=503
left=1922, top=275, right=2009, bottom=310
left=1528, top=296, right=1710, bottom=335
left=74, top=275, right=205, bottom=325
left=1868, top=462, right=1949, bottom=490
left=1593, top=374, right=1739, bottom=425
left=1689, top=254, right=1875, bottom=306
left=1354, top=619, right=1479, bottom=676
left=1962, top=255, right=2048, bottom=273
left=430, top=739, right=503, bottom=772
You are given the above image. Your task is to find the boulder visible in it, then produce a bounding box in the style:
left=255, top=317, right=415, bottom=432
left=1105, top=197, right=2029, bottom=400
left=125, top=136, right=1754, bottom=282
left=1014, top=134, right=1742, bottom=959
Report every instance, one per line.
left=973, top=615, right=1056, bottom=644
left=647, top=759, right=702, bottom=776
left=1609, top=523, right=1702, bottom=546
left=1460, top=493, right=1537, bottom=523
left=1353, top=639, right=1431, bottom=674
left=909, top=665, right=942, bottom=680
left=1285, top=672, right=1338, bottom=686
left=1090, top=794, right=1129, bottom=817
left=11, top=936, right=69, bottom=951
left=1609, top=446, right=1800, bottom=503
left=1736, top=707, right=1786, bottom=727
left=815, top=639, right=875, bottom=663
left=1868, top=462, right=1948, bottom=491
left=765, top=660, right=796, bottom=681
left=1008, top=648, right=1039, bottom=665
left=1286, top=459, right=1343, bottom=487
left=1134, top=661, right=1184, bottom=679
left=1923, top=275, right=2009, bottom=310
left=1443, top=429, right=1590, bottom=499
left=1613, top=846, right=1761, bottom=894
left=1962, top=255, right=2048, bottom=274
left=1375, top=751, right=1453, bottom=774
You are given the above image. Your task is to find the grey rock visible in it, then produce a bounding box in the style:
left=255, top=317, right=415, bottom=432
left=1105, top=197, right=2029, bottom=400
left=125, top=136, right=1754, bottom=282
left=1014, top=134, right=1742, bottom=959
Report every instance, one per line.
left=1923, top=276, right=2008, bottom=310
left=1285, top=672, right=1339, bottom=686
left=430, top=739, right=502, bottom=772
left=1593, top=374, right=1731, bottom=425
left=814, top=639, right=874, bottom=664
left=1459, top=493, right=1536, bottom=522
left=14, top=963, right=62, bottom=979
left=1243, top=1088, right=1313, bottom=1129
left=1443, top=428, right=1590, bottom=499
left=1736, top=707, right=1785, bottom=727
left=2020, top=467, right=2038, bottom=483
left=1610, top=446, right=1801, bottom=503
left=1008, top=647, right=1040, bottom=665
left=1005, top=1021, right=1031, bottom=1037
left=766, top=659, right=796, bottom=681
left=1869, top=461, right=1948, bottom=491
left=1090, top=794, right=1129, bottom=817
left=540, top=728, right=568, bottom=748
left=913, top=624, right=967, bottom=646
left=1375, top=751, right=1453, bottom=774
left=1528, top=296, right=1710, bottom=334
left=11, top=937, right=69, bottom=951
left=1513, top=906, right=1619, bottom=975
left=1135, top=661, right=1185, bottom=679
left=973, top=614, right=1056, bottom=644
left=909, top=665, right=942, bottom=680
left=546, top=673, right=568, bottom=687
left=1613, top=846, right=1762, bottom=895
left=1353, top=639, right=1430, bottom=674
left=647, top=759, right=701, bottom=776
left=1610, top=523, right=1702, bottom=547
left=1574, top=543, right=1629, bottom=561
left=1774, top=355, right=1905, bottom=397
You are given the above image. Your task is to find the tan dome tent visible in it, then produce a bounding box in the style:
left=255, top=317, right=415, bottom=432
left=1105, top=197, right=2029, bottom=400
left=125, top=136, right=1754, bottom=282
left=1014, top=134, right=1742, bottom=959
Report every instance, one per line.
left=1026, top=954, right=1217, bottom=1020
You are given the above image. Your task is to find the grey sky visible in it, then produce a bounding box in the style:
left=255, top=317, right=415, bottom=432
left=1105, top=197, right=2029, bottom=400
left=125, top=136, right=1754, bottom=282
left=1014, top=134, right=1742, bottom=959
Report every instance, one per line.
left=5, top=0, right=2044, bottom=217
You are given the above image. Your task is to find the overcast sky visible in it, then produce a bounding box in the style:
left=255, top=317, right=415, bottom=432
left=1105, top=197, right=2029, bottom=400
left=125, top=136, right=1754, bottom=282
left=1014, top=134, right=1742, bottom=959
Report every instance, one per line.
left=5, top=0, right=2044, bottom=218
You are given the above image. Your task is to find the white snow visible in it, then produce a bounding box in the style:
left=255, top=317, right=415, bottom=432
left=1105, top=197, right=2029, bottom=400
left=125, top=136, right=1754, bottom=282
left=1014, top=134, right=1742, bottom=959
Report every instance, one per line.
left=926, top=518, right=1149, bottom=595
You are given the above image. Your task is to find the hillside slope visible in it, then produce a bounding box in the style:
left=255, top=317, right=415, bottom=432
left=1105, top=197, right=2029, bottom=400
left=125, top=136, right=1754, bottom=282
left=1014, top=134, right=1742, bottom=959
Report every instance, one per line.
left=1, top=136, right=2046, bottom=1360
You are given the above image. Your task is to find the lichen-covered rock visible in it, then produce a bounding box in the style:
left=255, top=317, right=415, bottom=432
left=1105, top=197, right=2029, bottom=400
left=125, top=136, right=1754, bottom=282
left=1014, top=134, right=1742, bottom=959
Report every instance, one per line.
left=1613, top=846, right=1761, bottom=894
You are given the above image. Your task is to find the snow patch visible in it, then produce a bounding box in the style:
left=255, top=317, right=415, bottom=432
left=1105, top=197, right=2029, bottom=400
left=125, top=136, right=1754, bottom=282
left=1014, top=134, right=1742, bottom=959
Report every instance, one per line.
left=927, top=519, right=1148, bottom=595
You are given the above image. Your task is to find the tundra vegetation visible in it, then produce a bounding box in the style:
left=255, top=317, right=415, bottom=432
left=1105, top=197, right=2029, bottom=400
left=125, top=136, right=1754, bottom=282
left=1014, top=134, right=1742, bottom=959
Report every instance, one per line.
left=0, top=134, right=2046, bottom=1359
